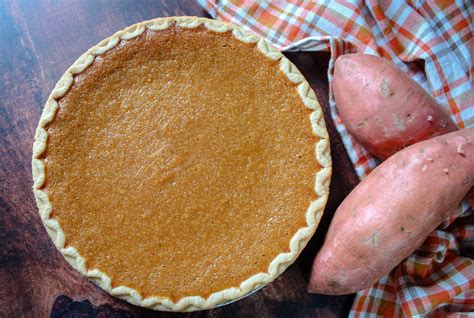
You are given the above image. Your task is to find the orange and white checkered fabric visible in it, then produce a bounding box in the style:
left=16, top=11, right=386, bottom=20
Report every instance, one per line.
left=198, top=1, right=474, bottom=316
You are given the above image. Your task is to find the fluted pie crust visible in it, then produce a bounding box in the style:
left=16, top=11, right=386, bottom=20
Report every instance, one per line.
left=32, top=17, right=331, bottom=311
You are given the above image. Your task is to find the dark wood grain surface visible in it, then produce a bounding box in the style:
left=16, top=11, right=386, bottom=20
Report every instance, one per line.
left=0, top=1, right=359, bottom=317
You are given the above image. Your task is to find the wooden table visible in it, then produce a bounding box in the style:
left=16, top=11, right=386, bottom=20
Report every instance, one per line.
left=0, top=1, right=360, bottom=317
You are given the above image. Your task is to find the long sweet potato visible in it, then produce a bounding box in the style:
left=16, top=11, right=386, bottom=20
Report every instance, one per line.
left=308, top=129, right=474, bottom=295
left=333, top=53, right=457, bottom=160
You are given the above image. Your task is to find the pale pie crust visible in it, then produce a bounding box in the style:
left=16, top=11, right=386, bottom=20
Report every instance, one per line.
left=32, top=16, right=332, bottom=312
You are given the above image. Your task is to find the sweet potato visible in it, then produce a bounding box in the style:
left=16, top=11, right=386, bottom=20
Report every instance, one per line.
left=308, top=129, right=474, bottom=295
left=333, top=53, right=457, bottom=160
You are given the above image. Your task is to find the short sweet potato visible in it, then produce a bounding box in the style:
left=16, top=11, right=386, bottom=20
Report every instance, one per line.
left=308, top=129, right=474, bottom=295
left=333, top=53, right=457, bottom=160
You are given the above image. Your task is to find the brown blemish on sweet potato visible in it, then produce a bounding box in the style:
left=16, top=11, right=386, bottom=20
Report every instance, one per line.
left=462, top=176, right=470, bottom=185
left=358, top=116, right=370, bottom=128
left=394, top=116, right=405, bottom=130
left=328, top=279, right=339, bottom=288
left=380, top=79, right=394, bottom=97
left=350, top=207, right=358, bottom=218
left=400, top=226, right=412, bottom=233
left=365, top=230, right=380, bottom=246
left=397, top=160, right=407, bottom=168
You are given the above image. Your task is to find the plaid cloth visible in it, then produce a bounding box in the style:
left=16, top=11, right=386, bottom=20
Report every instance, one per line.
left=198, top=1, right=474, bottom=316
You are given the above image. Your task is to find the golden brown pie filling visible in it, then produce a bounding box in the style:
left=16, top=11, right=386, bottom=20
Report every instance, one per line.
left=41, top=26, right=319, bottom=300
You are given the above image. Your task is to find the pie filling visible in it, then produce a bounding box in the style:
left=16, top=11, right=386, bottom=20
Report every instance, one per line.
left=42, top=26, right=319, bottom=300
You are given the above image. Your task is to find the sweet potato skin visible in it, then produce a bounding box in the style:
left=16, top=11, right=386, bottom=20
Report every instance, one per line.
left=333, top=54, right=457, bottom=160
left=308, top=129, right=474, bottom=295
